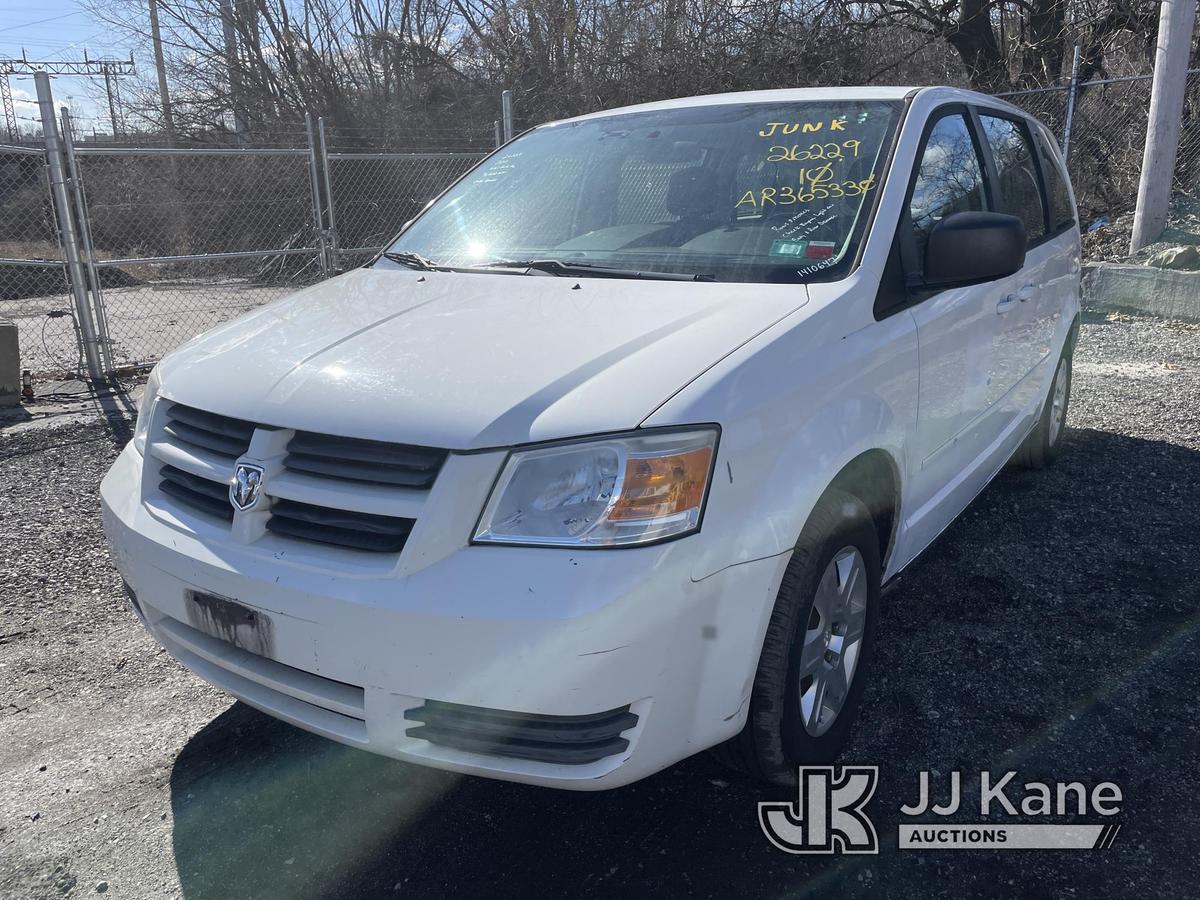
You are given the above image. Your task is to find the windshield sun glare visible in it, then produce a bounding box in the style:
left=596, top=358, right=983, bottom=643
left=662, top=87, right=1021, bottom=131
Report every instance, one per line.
left=382, top=100, right=903, bottom=284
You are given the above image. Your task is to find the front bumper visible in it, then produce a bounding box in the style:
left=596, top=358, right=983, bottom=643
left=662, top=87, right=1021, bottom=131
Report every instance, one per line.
left=101, top=443, right=787, bottom=789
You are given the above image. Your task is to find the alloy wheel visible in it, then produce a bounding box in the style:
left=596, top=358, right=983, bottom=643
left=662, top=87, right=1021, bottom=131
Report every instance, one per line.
left=797, top=546, right=869, bottom=737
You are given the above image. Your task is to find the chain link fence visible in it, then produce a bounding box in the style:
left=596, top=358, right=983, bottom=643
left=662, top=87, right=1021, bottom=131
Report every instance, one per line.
left=999, top=70, right=1200, bottom=223
left=74, top=146, right=325, bottom=371
left=0, top=100, right=493, bottom=379
left=0, top=144, right=80, bottom=374
left=324, top=150, right=486, bottom=269
left=5, top=74, right=1199, bottom=384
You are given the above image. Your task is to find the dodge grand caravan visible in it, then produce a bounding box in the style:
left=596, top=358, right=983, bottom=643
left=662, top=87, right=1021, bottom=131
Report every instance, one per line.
left=101, top=86, right=1081, bottom=789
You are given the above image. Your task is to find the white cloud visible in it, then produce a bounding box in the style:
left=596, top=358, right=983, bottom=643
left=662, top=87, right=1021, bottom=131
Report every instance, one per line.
left=12, top=87, right=38, bottom=115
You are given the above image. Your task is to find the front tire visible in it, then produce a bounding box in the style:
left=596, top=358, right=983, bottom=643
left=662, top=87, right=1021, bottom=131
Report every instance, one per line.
left=710, top=489, right=881, bottom=785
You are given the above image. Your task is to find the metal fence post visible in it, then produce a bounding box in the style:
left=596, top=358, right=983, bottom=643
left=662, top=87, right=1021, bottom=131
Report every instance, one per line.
left=494, top=119, right=502, bottom=148
left=34, top=72, right=104, bottom=380
left=61, top=107, right=115, bottom=375
left=501, top=90, right=514, bottom=143
left=317, top=117, right=340, bottom=272
left=305, top=113, right=330, bottom=276
left=1061, top=44, right=1082, bottom=159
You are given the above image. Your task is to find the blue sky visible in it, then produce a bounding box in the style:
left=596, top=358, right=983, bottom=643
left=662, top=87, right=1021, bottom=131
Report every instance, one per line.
left=2, top=0, right=139, bottom=133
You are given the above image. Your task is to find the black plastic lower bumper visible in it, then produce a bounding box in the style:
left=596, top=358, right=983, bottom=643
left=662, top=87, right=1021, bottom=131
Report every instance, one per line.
left=404, top=700, right=639, bottom=765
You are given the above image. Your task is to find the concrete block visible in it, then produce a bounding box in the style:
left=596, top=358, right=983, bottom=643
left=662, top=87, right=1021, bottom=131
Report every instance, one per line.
left=1083, top=263, right=1200, bottom=323
left=0, top=320, right=20, bottom=407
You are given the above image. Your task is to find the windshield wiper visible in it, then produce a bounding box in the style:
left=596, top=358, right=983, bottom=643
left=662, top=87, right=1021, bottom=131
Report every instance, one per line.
left=471, top=258, right=715, bottom=282
left=379, top=250, right=441, bottom=271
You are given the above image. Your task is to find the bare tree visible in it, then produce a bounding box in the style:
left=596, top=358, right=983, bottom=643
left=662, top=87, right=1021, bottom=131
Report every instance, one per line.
left=848, top=0, right=1160, bottom=91
left=84, top=0, right=1172, bottom=142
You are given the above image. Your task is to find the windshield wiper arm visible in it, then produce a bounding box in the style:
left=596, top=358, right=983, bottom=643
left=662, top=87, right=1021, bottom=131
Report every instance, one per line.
left=379, top=250, right=440, bottom=271
left=472, top=258, right=715, bottom=282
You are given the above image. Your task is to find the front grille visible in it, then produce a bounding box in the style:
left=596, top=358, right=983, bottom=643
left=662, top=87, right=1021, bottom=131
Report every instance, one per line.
left=266, top=498, right=415, bottom=553
left=285, top=431, right=447, bottom=488
left=151, top=405, right=442, bottom=555
left=159, top=464, right=233, bottom=521
left=405, top=701, right=638, bottom=765
left=163, top=404, right=254, bottom=459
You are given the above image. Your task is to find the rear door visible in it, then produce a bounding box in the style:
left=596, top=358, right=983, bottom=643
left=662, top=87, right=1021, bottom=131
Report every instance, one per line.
left=1030, top=121, right=1082, bottom=377
left=974, top=110, right=1057, bottom=417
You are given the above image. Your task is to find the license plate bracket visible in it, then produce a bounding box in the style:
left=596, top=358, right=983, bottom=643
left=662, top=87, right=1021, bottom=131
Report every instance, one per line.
left=184, top=589, right=274, bottom=658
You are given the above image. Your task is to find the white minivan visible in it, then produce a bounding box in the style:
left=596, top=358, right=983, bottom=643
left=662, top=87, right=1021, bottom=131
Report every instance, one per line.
left=101, top=86, right=1080, bottom=789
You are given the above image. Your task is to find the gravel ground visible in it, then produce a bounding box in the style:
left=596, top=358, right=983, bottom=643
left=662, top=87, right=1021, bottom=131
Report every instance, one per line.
left=1, top=313, right=1198, bottom=899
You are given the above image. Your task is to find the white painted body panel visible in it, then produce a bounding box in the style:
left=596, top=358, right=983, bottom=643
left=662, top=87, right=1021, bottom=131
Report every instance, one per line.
left=101, top=86, right=1082, bottom=789
left=645, top=268, right=919, bottom=580
left=101, top=444, right=791, bottom=788
left=155, top=266, right=806, bottom=450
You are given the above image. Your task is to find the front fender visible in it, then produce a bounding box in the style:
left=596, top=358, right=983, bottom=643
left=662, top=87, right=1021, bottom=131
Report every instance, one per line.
left=646, top=288, right=919, bottom=582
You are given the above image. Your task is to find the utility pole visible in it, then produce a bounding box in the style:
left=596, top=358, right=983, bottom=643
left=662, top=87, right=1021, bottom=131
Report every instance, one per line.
left=148, top=0, right=175, bottom=139
left=1131, top=0, right=1198, bottom=252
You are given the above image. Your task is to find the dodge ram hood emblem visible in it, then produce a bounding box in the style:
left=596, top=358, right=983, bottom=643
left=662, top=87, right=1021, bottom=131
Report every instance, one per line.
left=231, top=463, right=264, bottom=511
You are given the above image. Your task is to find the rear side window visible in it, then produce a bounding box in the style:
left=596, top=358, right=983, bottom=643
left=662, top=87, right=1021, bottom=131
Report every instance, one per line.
left=979, top=114, right=1045, bottom=243
left=909, top=113, right=988, bottom=262
left=1033, top=127, right=1075, bottom=232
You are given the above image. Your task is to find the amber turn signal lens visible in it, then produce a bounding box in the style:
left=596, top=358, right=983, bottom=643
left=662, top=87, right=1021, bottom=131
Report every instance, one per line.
left=607, top=446, right=713, bottom=521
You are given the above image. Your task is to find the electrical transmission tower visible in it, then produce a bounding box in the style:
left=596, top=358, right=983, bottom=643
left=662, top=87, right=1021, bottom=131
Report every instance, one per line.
left=1, top=50, right=136, bottom=142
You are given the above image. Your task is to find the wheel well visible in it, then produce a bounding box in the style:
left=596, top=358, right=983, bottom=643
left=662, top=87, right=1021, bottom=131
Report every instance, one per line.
left=822, top=449, right=900, bottom=569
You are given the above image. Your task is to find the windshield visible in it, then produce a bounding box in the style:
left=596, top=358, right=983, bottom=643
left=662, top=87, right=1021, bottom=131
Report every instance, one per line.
left=383, top=100, right=903, bottom=283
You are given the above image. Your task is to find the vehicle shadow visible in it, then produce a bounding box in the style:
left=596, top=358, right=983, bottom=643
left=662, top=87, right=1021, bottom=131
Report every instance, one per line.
left=95, top=379, right=136, bottom=450
left=169, top=427, right=1200, bottom=899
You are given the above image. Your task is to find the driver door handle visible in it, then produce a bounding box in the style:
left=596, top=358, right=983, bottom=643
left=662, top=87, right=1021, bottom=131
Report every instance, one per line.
left=996, top=295, right=1018, bottom=314
left=1017, top=283, right=1037, bottom=302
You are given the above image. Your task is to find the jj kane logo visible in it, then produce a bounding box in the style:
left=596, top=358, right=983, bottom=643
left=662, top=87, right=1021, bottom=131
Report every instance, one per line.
left=758, top=766, right=879, bottom=854
left=896, top=771, right=1123, bottom=850
left=760, top=768, right=1124, bottom=854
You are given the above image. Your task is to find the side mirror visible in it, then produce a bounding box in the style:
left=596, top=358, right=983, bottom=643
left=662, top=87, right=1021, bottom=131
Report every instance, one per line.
left=923, top=211, right=1026, bottom=288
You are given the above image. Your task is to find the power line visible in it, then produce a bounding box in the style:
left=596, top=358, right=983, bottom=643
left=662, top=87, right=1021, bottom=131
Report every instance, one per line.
left=1, top=35, right=113, bottom=51
left=0, top=12, right=87, bottom=33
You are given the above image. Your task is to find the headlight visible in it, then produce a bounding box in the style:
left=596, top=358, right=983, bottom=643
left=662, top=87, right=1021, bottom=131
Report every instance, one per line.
left=473, top=428, right=718, bottom=548
left=132, top=366, right=161, bottom=455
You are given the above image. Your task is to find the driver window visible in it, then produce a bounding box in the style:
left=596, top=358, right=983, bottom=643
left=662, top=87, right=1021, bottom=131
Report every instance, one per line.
left=909, top=113, right=988, bottom=263
left=979, top=114, right=1046, bottom=244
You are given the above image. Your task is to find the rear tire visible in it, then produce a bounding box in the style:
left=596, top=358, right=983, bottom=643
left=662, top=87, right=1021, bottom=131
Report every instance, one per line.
left=710, top=489, right=881, bottom=785
left=1011, top=343, right=1072, bottom=469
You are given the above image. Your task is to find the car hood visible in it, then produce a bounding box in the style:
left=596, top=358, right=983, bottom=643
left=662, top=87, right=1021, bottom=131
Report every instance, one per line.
left=157, top=267, right=808, bottom=450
